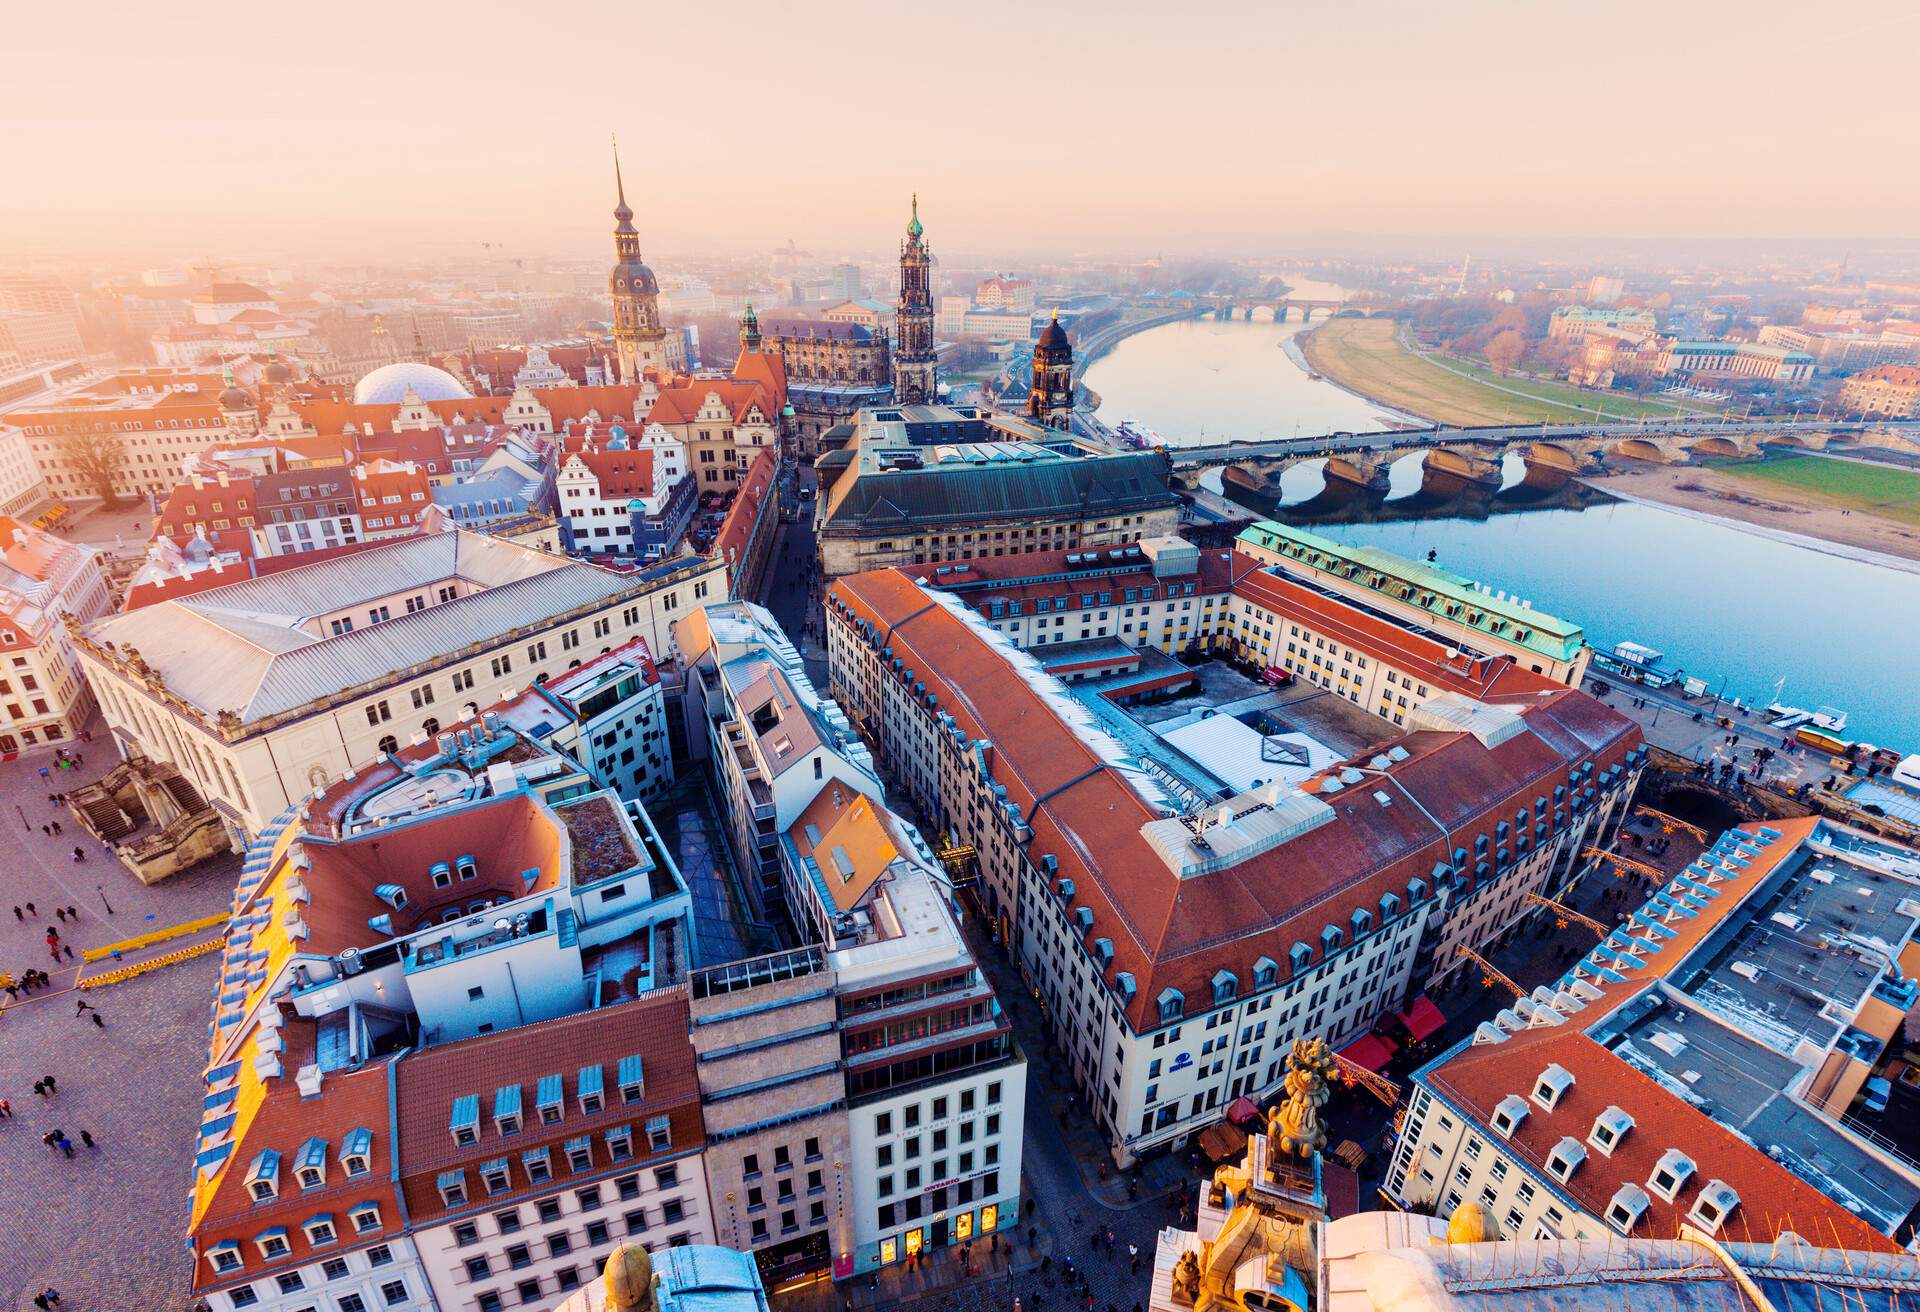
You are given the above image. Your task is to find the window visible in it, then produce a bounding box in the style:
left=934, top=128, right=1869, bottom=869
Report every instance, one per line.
left=1545, top=1137, right=1586, bottom=1182
left=505, top=1244, right=532, bottom=1270
left=495, top=1209, right=522, bottom=1235
left=1648, top=1148, right=1696, bottom=1202
left=368, top=1246, right=394, bottom=1268
left=365, top=700, right=391, bottom=726
left=548, top=1233, right=573, bottom=1259
left=277, top=1274, right=306, bottom=1294
left=305, top=1217, right=337, bottom=1246
left=646, top=1115, right=671, bottom=1152
left=655, top=1164, right=678, bottom=1191
left=380, top=1283, right=409, bottom=1308
left=661, top=1199, right=685, bottom=1224
left=453, top=1221, right=480, bottom=1247
left=229, top=1287, right=260, bottom=1308
left=477, top=1295, right=503, bottom=1312
left=351, top=1204, right=382, bottom=1235
left=491, top=654, right=512, bottom=678
left=466, top=1257, right=493, bottom=1282
left=1532, top=1064, right=1574, bottom=1111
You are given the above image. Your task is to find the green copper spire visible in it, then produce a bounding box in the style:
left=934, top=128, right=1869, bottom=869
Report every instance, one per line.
left=907, top=192, right=923, bottom=241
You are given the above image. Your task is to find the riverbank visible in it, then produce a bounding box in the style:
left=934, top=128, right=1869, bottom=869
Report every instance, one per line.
left=1300, top=317, right=1706, bottom=426
left=1279, top=334, right=1425, bottom=429
left=1583, top=463, right=1920, bottom=570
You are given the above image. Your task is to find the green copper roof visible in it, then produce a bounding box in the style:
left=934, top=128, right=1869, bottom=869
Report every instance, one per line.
left=907, top=193, right=923, bottom=240
left=1236, top=520, right=1585, bottom=663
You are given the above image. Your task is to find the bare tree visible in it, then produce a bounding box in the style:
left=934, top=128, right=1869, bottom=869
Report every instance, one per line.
left=54, top=428, right=126, bottom=504
left=1485, top=330, right=1526, bottom=376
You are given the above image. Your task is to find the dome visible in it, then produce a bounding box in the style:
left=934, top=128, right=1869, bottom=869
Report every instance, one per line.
left=352, top=362, right=472, bottom=406
left=612, top=260, right=658, bottom=296
left=1446, top=1201, right=1492, bottom=1244
left=219, top=382, right=255, bottom=411
left=1036, top=308, right=1070, bottom=355
left=263, top=357, right=293, bottom=384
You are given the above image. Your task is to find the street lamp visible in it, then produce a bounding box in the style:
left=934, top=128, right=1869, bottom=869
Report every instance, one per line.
left=96, top=883, right=113, bottom=916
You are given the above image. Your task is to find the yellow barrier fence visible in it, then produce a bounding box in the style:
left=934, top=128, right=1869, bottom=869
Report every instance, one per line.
left=82, top=911, right=229, bottom=962
left=78, top=936, right=225, bottom=988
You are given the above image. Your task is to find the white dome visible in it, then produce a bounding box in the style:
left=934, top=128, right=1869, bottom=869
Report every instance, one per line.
left=352, top=362, right=472, bottom=405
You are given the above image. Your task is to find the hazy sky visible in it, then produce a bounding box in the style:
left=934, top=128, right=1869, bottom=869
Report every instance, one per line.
left=7, top=0, right=1918, bottom=265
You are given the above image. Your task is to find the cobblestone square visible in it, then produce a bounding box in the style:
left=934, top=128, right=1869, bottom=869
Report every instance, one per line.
left=0, top=732, right=242, bottom=1312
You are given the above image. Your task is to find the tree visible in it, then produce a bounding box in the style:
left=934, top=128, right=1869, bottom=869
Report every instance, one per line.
left=53, top=428, right=126, bottom=504
left=1485, top=330, right=1525, bottom=376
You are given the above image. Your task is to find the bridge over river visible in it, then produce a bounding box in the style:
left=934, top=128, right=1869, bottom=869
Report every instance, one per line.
left=1168, top=417, right=1920, bottom=503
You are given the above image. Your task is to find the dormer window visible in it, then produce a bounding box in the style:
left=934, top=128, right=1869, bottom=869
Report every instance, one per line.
left=1157, top=988, right=1185, bottom=1022
left=1350, top=908, right=1372, bottom=937
left=246, top=1149, right=281, bottom=1202
left=456, top=854, right=478, bottom=881
left=1321, top=924, right=1343, bottom=954
left=340, top=1127, right=372, bottom=1176
left=1490, top=1094, right=1529, bottom=1139
left=1253, top=956, right=1278, bottom=989
left=1687, top=1179, right=1739, bottom=1233
left=1290, top=942, right=1313, bottom=973
left=296, top=1136, right=328, bottom=1189
left=494, top=1085, right=523, bottom=1136
left=1531, top=1063, right=1574, bottom=1111
left=1211, top=970, right=1237, bottom=1004
left=536, top=1074, right=564, bottom=1125
left=449, top=1095, right=480, bottom=1147
left=303, top=1215, right=338, bottom=1247
left=480, top=1158, right=511, bottom=1195
left=565, top=1135, right=594, bottom=1172
left=437, top=1170, right=468, bottom=1206
left=255, top=1228, right=291, bottom=1261
left=520, top=1147, right=552, bottom=1185
left=349, top=1203, right=382, bottom=1235
left=618, top=1054, right=645, bottom=1105
left=1092, top=938, right=1114, bottom=969
left=1648, top=1147, right=1695, bottom=1202
left=578, top=1064, right=605, bottom=1115
left=1606, top=1184, right=1649, bottom=1234
left=207, top=1243, right=243, bottom=1274
left=1073, top=906, right=1094, bottom=935
left=1589, top=1106, right=1633, bottom=1156
left=1546, top=1136, right=1586, bottom=1182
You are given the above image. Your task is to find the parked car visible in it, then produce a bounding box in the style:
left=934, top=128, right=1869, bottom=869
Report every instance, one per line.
left=1862, top=1076, right=1893, bottom=1114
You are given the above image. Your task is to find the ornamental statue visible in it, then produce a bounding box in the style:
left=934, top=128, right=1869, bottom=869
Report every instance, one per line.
left=1267, top=1037, right=1336, bottom=1159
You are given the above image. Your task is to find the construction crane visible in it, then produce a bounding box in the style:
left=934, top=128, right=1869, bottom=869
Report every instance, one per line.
left=1455, top=945, right=1525, bottom=999
left=1580, top=845, right=1668, bottom=883
left=1631, top=805, right=1709, bottom=842
left=1523, top=893, right=1610, bottom=937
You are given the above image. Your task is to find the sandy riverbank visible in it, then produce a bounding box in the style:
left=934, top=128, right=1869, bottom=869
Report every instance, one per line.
left=1584, top=463, right=1920, bottom=566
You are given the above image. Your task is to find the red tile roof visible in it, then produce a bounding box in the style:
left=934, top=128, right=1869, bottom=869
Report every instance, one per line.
left=646, top=379, right=774, bottom=428
left=711, top=449, right=776, bottom=565
left=1424, top=1020, right=1897, bottom=1252
left=828, top=568, right=1640, bottom=1034
left=567, top=448, right=658, bottom=500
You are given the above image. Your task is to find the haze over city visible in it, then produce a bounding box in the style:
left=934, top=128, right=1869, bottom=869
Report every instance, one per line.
left=5, top=6, right=1920, bottom=1312
left=9, top=0, right=1920, bottom=262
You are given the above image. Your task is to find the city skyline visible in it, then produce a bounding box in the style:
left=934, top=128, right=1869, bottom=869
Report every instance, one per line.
left=8, top=1, right=1920, bottom=264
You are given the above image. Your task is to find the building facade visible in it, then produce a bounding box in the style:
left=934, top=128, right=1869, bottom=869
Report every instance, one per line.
left=1026, top=311, right=1073, bottom=430
left=1838, top=363, right=1920, bottom=417
left=825, top=552, right=1642, bottom=1167
left=812, top=405, right=1182, bottom=581
left=755, top=317, right=890, bottom=457
left=0, top=516, right=113, bottom=750
left=72, top=529, right=725, bottom=840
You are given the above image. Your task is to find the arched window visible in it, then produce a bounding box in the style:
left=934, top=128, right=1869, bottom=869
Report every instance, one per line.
left=377, top=735, right=398, bottom=756
left=422, top=718, right=440, bottom=737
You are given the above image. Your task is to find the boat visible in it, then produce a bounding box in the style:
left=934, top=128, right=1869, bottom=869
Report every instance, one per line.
left=1766, top=701, right=1847, bottom=733
left=1112, top=420, right=1165, bottom=451
left=1811, top=706, right=1849, bottom=733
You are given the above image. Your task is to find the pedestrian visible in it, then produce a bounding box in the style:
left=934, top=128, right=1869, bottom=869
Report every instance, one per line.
left=41, top=1289, right=60, bottom=1307
left=44, top=927, right=58, bottom=947
left=63, top=945, right=73, bottom=961
left=25, top=901, right=35, bottom=916
left=42, top=1074, right=55, bottom=1094
left=64, top=905, right=75, bottom=921
left=40, top=824, right=50, bottom=836
left=75, top=999, right=91, bottom=1015
left=31, top=1295, right=47, bottom=1311
left=90, top=1012, right=103, bottom=1029
left=55, top=1134, right=74, bottom=1158
left=80, top=1130, right=94, bottom=1149
left=0, top=1099, right=10, bottom=1117
left=48, top=945, right=61, bottom=964
left=11, top=906, right=21, bottom=921
left=50, top=820, right=61, bottom=836
left=71, top=846, right=84, bottom=863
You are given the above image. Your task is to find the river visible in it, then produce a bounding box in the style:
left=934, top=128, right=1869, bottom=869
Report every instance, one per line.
left=1086, top=278, right=1411, bottom=441
left=1089, top=290, right=1919, bottom=751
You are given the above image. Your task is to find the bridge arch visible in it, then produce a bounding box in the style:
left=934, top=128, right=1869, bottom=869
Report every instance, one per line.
left=1689, top=436, right=1744, bottom=459
left=1609, top=438, right=1672, bottom=463
left=1523, top=441, right=1580, bottom=472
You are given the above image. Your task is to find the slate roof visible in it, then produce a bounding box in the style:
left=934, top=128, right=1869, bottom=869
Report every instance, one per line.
left=821, top=450, right=1177, bottom=534
left=87, top=532, right=649, bottom=723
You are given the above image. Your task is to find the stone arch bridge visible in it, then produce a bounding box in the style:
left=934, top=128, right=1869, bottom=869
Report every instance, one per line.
left=1202, top=294, right=1391, bottom=323
left=1177, top=427, right=1842, bottom=498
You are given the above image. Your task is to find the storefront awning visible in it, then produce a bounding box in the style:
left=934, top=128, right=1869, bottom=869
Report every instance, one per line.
left=1397, top=995, right=1446, bottom=1042
left=1199, top=1120, right=1250, bottom=1163
left=1226, top=1095, right=1261, bottom=1129
left=1340, top=1033, right=1398, bottom=1073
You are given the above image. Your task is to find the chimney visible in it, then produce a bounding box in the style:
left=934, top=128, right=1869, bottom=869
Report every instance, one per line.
left=294, top=1064, right=323, bottom=1097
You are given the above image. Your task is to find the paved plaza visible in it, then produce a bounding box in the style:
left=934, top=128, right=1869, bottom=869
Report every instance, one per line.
left=0, top=724, right=241, bottom=1312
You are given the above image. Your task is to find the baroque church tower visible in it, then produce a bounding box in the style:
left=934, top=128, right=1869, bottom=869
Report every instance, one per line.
left=1027, top=308, right=1074, bottom=430
left=608, top=137, right=667, bottom=384
left=892, top=195, right=937, bottom=405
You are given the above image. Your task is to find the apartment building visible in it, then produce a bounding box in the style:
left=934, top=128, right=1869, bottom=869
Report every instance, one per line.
left=555, top=425, right=694, bottom=558
left=675, top=601, right=884, bottom=932
left=1838, top=363, right=1920, bottom=418
left=186, top=716, right=703, bottom=1312
left=1235, top=522, right=1590, bottom=686
left=73, top=528, right=724, bottom=841
left=1389, top=819, right=1920, bottom=1253
left=532, top=639, right=672, bottom=805
left=0, top=515, right=113, bottom=750
left=825, top=565, right=1642, bottom=1166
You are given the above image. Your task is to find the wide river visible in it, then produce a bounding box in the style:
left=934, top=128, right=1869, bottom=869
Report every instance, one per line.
left=1087, top=302, right=1920, bottom=750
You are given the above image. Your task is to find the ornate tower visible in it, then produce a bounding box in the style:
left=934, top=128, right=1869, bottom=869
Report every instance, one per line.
left=608, top=136, right=666, bottom=385
left=738, top=300, right=762, bottom=356
left=1027, top=308, right=1074, bottom=430
left=892, top=194, right=937, bottom=405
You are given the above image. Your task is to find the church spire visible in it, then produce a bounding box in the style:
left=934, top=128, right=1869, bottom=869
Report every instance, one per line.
left=612, top=133, right=635, bottom=233
left=906, top=192, right=923, bottom=242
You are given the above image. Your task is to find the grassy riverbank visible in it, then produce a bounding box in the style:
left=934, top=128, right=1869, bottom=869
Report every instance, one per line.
left=1300, top=318, right=1708, bottom=425
left=1712, top=454, right=1920, bottom=528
